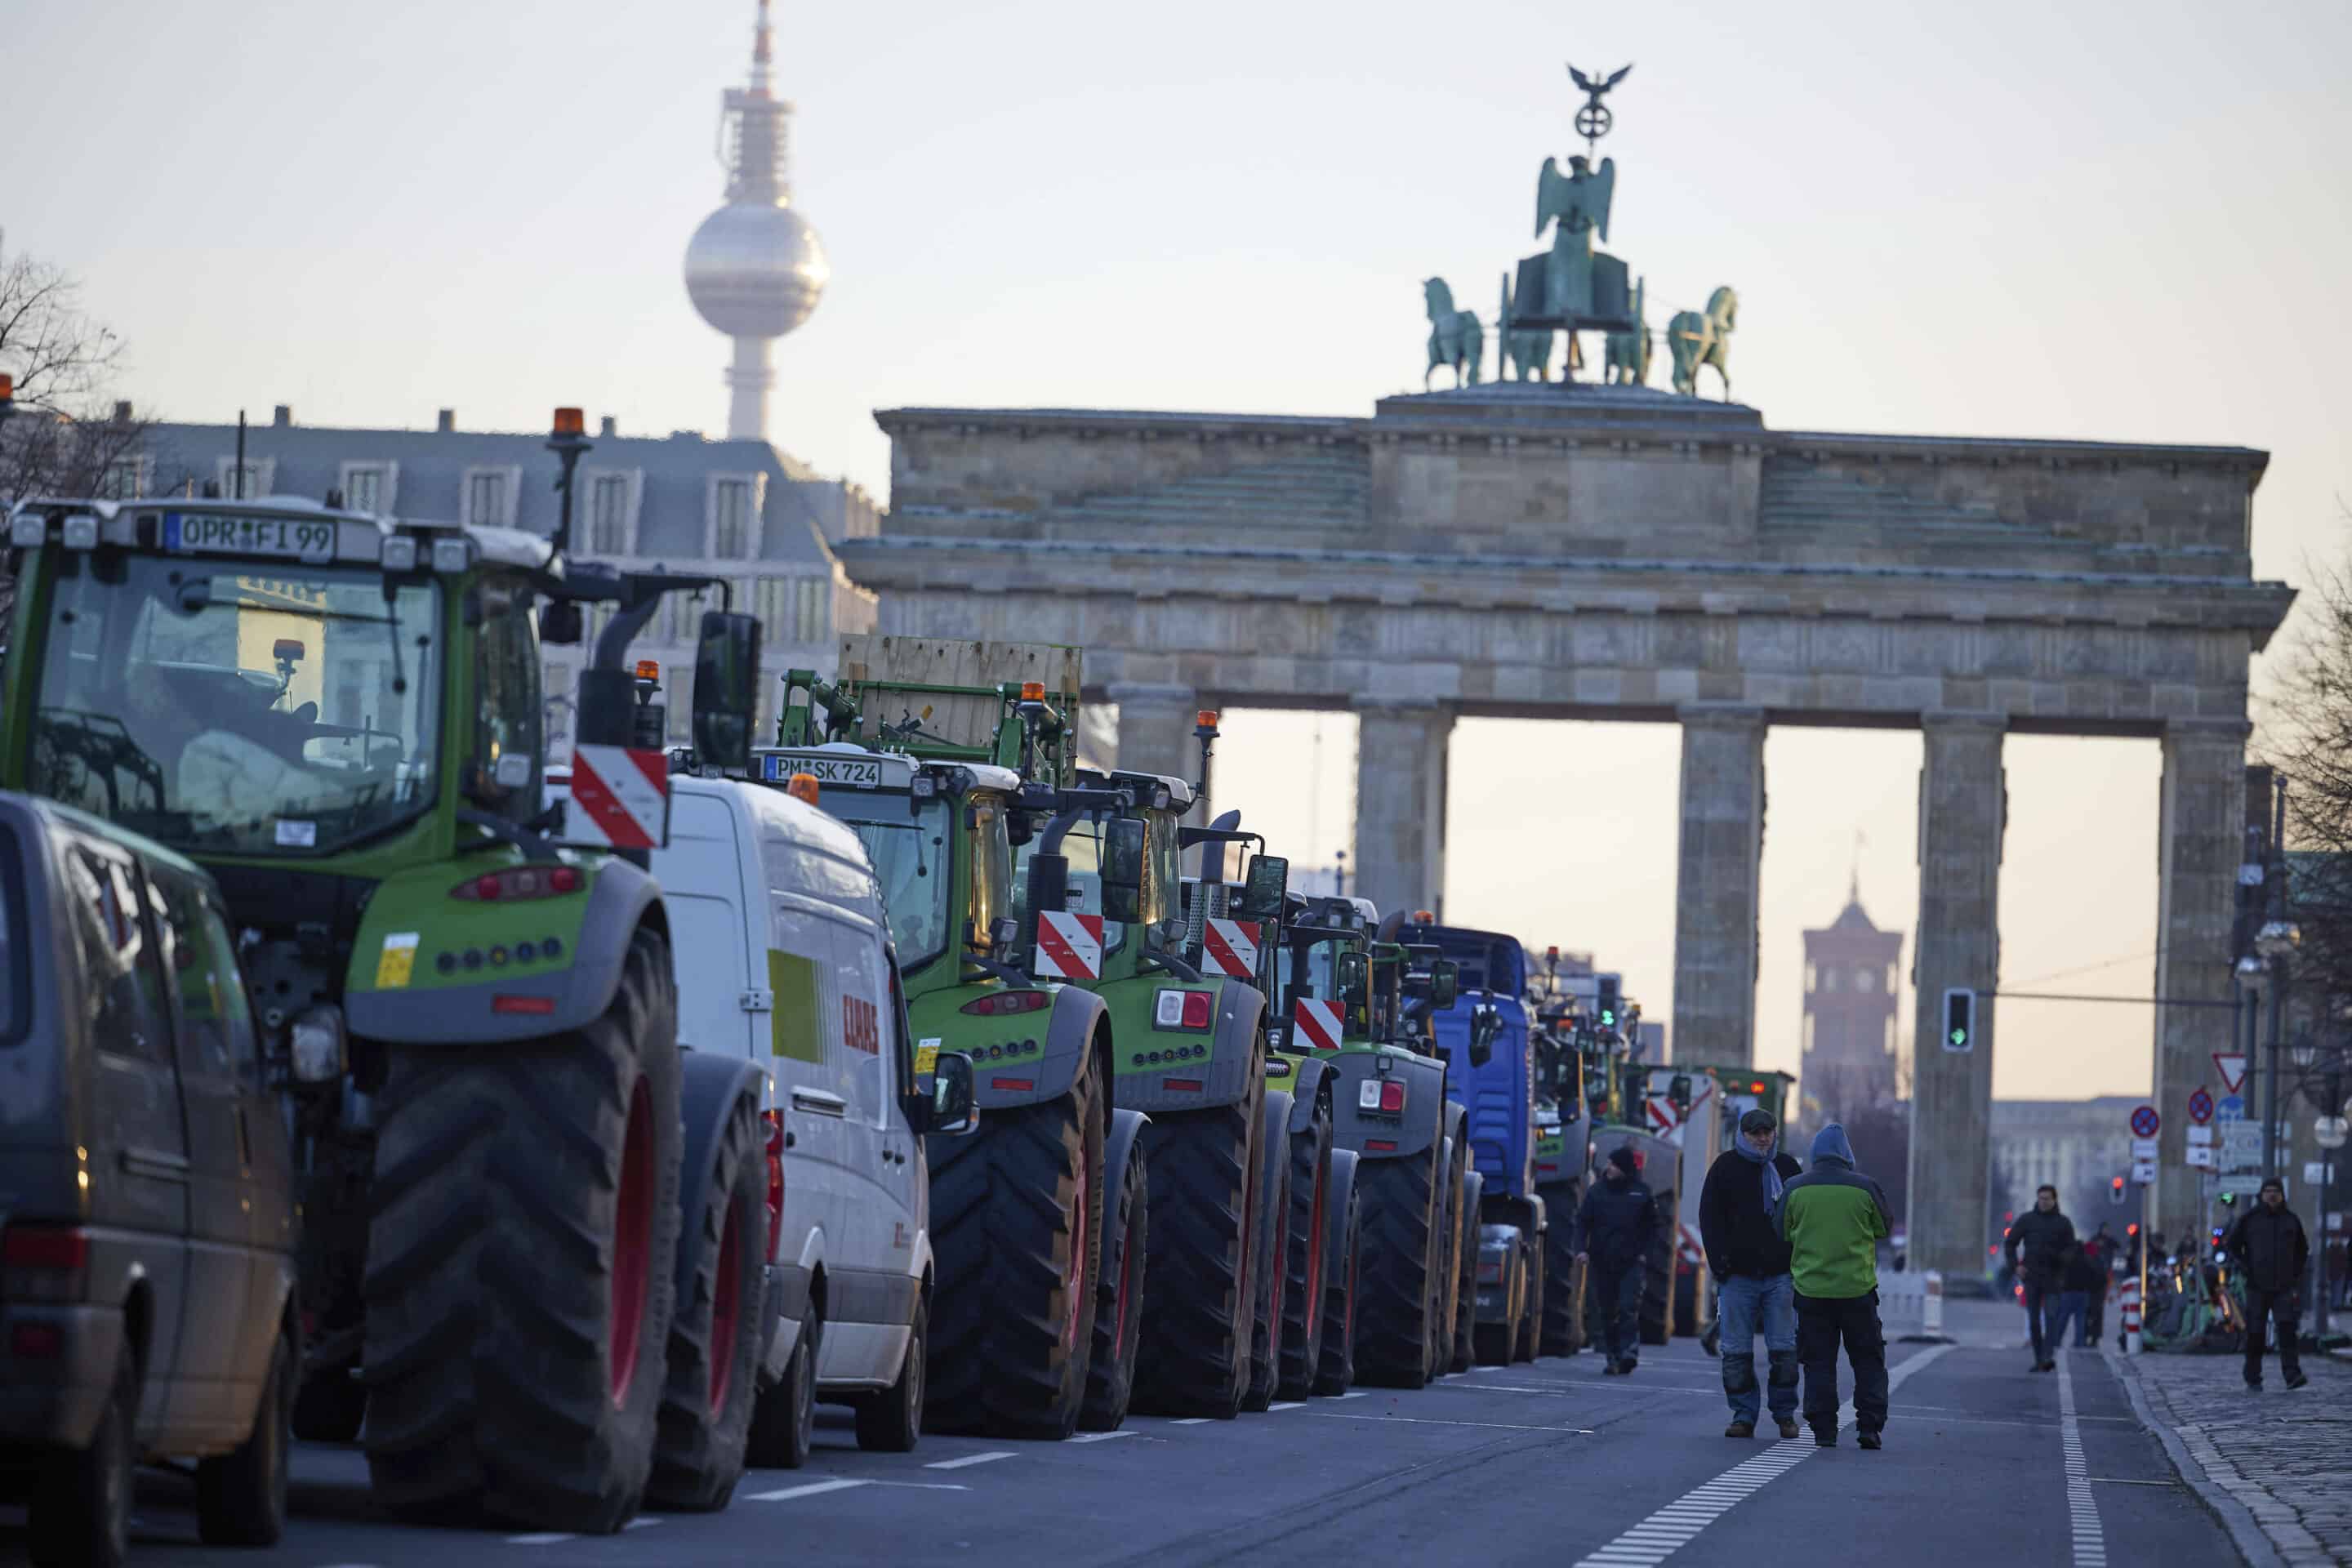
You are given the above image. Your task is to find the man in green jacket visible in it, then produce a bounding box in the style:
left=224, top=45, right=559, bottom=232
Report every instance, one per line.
left=1775, top=1123, right=1893, bottom=1450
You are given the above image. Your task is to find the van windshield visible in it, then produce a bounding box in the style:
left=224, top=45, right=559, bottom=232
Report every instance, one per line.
left=815, top=791, right=951, bottom=972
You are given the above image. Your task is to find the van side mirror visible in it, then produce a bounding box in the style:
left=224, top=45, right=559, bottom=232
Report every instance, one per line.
left=1430, top=958, right=1459, bottom=1010
left=930, top=1052, right=979, bottom=1137
left=691, top=610, right=762, bottom=772
left=1237, top=853, right=1289, bottom=920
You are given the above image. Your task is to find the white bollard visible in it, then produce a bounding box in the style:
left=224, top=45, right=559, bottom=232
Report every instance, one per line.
left=1923, top=1270, right=1944, bottom=1336
left=2121, top=1276, right=2142, bottom=1355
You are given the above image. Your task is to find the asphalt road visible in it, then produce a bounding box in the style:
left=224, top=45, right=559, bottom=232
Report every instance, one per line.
left=2, top=1302, right=2245, bottom=1568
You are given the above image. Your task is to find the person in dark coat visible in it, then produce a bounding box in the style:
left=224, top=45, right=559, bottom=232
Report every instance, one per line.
left=1699, top=1108, right=1806, bottom=1438
left=2082, top=1223, right=2114, bottom=1345
left=2003, top=1186, right=2076, bottom=1370
left=1575, top=1146, right=1658, bottom=1375
left=2047, top=1240, right=2100, bottom=1350
left=2224, top=1178, right=2311, bottom=1391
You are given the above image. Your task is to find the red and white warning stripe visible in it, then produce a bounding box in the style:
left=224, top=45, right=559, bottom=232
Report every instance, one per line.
left=1644, top=1094, right=1682, bottom=1138
left=1033, top=911, right=1105, bottom=982
left=1202, top=919, right=1260, bottom=979
left=566, top=745, right=672, bottom=851
left=1293, top=998, right=1344, bottom=1052
left=1679, top=1223, right=1706, bottom=1267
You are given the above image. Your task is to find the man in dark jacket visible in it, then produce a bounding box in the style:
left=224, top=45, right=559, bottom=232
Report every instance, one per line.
left=1699, top=1108, right=1806, bottom=1439
left=1776, top=1123, right=1894, bottom=1449
left=2225, top=1178, right=2311, bottom=1391
left=1575, top=1146, right=1659, bottom=1375
left=2003, top=1186, right=2075, bottom=1371
left=2082, top=1223, right=2114, bottom=1345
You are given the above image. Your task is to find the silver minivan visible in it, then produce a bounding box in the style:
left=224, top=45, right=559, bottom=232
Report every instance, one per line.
left=0, top=793, right=298, bottom=1566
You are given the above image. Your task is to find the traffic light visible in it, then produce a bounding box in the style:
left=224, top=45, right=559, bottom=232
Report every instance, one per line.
left=2109, top=1175, right=2125, bottom=1205
left=2126, top=1222, right=2140, bottom=1238
left=1597, top=974, right=1619, bottom=1030
left=2220, top=1190, right=2237, bottom=1209
left=1941, top=987, right=1976, bottom=1052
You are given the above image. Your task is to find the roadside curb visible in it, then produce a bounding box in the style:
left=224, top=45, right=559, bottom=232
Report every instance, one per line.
left=2100, top=1348, right=2295, bottom=1568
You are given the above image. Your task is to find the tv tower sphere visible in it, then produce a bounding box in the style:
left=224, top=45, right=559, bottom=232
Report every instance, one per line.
left=684, top=0, right=828, bottom=439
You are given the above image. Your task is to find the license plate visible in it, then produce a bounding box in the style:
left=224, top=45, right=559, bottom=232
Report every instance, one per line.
left=163, top=511, right=336, bottom=564
left=763, top=752, right=882, bottom=788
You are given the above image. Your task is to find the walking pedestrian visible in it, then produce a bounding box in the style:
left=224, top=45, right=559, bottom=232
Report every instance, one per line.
left=2224, top=1178, right=2311, bottom=1392
left=1776, top=1123, right=1895, bottom=1450
left=2003, top=1185, right=2076, bottom=1371
left=1574, top=1146, right=1658, bottom=1376
left=2047, top=1240, right=2096, bottom=1351
left=2082, top=1222, right=2114, bottom=1346
left=1699, top=1108, right=1805, bottom=1440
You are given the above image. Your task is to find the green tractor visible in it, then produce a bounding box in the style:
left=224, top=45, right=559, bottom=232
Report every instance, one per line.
left=1272, top=898, right=1478, bottom=1389
left=1010, top=724, right=1276, bottom=1420
left=766, top=638, right=1119, bottom=1437
left=1529, top=977, right=1591, bottom=1356
left=0, top=411, right=820, bottom=1530
left=1566, top=980, right=1682, bottom=1348
left=1178, top=818, right=1358, bottom=1401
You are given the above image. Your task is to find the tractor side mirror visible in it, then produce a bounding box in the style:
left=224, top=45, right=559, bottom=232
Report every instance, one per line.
left=930, top=1052, right=979, bottom=1137
left=1337, top=950, right=1369, bottom=1008
left=1237, top=853, right=1289, bottom=920
left=1430, top=958, right=1460, bottom=1010
left=539, top=600, right=584, bottom=646
left=691, top=611, right=762, bottom=772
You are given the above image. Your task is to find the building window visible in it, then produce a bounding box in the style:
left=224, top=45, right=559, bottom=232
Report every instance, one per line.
left=97, top=458, right=147, bottom=500
left=588, top=474, right=631, bottom=555
left=795, top=577, right=828, bottom=643
left=215, top=457, right=274, bottom=499
left=468, top=470, right=507, bottom=528
left=1855, top=968, right=1876, bottom=993
left=712, top=480, right=752, bottom=558
left=341, top=461, right=397, bottom=515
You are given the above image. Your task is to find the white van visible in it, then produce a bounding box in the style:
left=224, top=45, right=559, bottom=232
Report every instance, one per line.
left=586, top=770, right=971, bottom=1464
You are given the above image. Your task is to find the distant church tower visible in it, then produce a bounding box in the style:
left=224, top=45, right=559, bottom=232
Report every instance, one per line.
left=684, top=0, right=829, bottom=440
left=1800, top=870, right=1902, bottom=1116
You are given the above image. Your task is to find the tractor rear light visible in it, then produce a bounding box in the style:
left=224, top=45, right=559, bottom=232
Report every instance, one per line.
left=1477, top=1261, right=1502, bottom=1285
left=991, top=1077, right=1035, bottom=1093
left=960, top=990, right=1049, bottom=1016
left=635, top=659, right=661, bottom=681
left=1020, top=682, right=1046, bottom=701
left=1380, top=1080, right=1405, bottom=1114
left=762, top=1110, right=786, bottom=1260
left=1358, top=1080, right=1381, bottom=1111
left=1365, top=1138, right=1397, bottom=1152
left=491, top=995, right=555, bottom=1015
left=1154, top=989, right=1213, bottom=1031
left=1183, top=991, right=1211, bottom=1029
left=1165, top=1078, right=1203, bottom=1093
left=451, top=865, right=582, bottom=901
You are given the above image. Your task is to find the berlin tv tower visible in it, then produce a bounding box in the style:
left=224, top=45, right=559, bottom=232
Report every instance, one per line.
left=683, top=0, right=829, bottom=442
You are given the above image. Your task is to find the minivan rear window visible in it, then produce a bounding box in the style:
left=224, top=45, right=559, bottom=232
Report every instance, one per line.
left=0, top=825, right=27, bottom=1045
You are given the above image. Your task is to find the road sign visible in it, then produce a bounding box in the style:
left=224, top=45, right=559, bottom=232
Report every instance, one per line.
left=2186, top=1124, right=2214, bottom=1146
left=2221, top=1124, right=2264, bottom=1169
left=2213, top=1054, right=2250, bottom=1094
left=2132, top=1136, right=2159, bottom=1161
left=2305, top=1160, right=2334, bottom=1186
left=2130, top=1104, right=2161, bottom=1138
left=2219, top=1174, right=2281, bottom=1198
left=2318, top=1116, right=2350, bottom=1151
left=2188, top=1088, right=2215, bottom=1125
left=2217, top=1094, right=2246, bottom=1123
left=2187, top=1146, right=2217, bottom=1169
left=2130, top=1159, right=2157, bottom=1184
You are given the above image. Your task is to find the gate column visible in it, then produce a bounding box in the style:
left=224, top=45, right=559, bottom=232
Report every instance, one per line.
left=1907, top=713, right=2006, bottom=1279
left=1107, top=680, right=1200, bottom=782
left=1673, top=704, right=1766, bottom=1066
left=2152, top=719, right=2249, bottom=1244
left=1352, top=698, right=1454, bottom=920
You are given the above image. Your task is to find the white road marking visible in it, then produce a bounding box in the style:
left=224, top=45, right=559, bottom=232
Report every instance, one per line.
left=746, top=1477, right=871, bottom=1503
left=1068, top=1430, right=1137, bottom=1443
left=2055, top=1354, right=2111, bottom=1567
left=1267, top=1401, right=1305, bottom=1411
left=1569, top=1343, right=1954, bottom=1567
left=504, top=1534, right=578, bottom=1546
left=1335, top=1391, right=1370, bottom=1400
left=861, top=1480, right=974, bottom=1490
left=1169, top=1417, right=1212, bottom=1425
left=623, top=1517, right=662, bottom=1530
left=924, top=1450, right=1016, bottom=1470
left=1305, top=1412, right=1596, bottom=1435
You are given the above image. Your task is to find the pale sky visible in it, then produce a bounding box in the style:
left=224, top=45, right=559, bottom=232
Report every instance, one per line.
left=7, top=0, right=2349, bottom=1102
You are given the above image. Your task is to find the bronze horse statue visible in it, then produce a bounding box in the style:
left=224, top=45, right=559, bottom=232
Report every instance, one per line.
left=1423, top=278, right=1484, bottom=390
left=1604, top=276, right=1650, bottom=386
left=1668, top=285, right=1737, bottom=399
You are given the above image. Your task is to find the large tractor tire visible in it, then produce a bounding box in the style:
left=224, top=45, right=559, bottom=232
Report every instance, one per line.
left=1131, top=1077, right=1264, bottom=1420
left=1350, top=1144, right=1441, bottom=1389
left=1450, top=1170, right=1483, bottom=1374
left=1514, top=1232, right=1544, bottom=1364
left=1276, top=1111, right=1332, bottom=1400
left=1539, top=1187, right=1584, bottom=1356
left=1638, top=1193, right=1675, bottom=1347
left=1311, top=1150, right=1361, bottom=1396
left=1472, top=1244, right=1519, bottom=1367
left=925, top=1059, right=1107, bottom=1439
left=648, top=1078, right=765, bottom=1511
left=1080, top=1111, right=1149, bottom=1432
left=1243, top=1092, right=1295, bottom=1412
left=363, top=926, right=684, bottom=1534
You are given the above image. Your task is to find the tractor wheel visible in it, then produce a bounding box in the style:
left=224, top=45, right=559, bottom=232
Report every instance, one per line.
left=1131, top=1079, right=1264, bottom=1420
left=647, top=1085, right=765, bottom=1510
left=1540, top=1189, right=1584, bottom=1356
left=925, top=1058, right=1106, bottom=1439
left=1514, top=1233, right=1544, bottom=1364
left=1080, top=1120, right=1147, bottom=1432
left=1243, top=1092, right=1294, bottom=1412
left=1473, top=1245, right=1518, bottom=1366
left=1639, top=1195, right=1675, bottom=1347
left=1450, top=1170, right=1483, bottom=1374
left=1276, top=1114, right=1332, bottom=1399
left=363, top=925, right=682, bottom=1534
left=1312, top=1151, right=1361, bottom=1396
left=1351, top=1144, right=1441, bottom=1389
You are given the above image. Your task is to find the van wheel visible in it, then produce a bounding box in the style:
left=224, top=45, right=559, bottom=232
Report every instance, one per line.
left=292, top=1361, right=366, bottom=1443
left=1080, top=1123, right=1147, bottom=1431
left=648, top=1086, right=765, bottom=1509
left=363, top=926, right=683, bottom=1532
left=745, top=1307, right=817, bottom=1469
left=29, top=1340, right=136, bottom=1568
left=854, top=1297, right=925, bottom=1452
left=198, top=1323, right=293, bottom=1544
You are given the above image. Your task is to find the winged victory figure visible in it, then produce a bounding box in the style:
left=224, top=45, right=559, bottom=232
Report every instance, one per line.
left=1534, top=153, right=1615, bottom=323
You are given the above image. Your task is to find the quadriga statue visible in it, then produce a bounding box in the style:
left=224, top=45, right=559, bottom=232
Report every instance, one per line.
left=1668, top=286, right=1737, bottom=399
left=1423, top=278, right=1484, bottom=390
